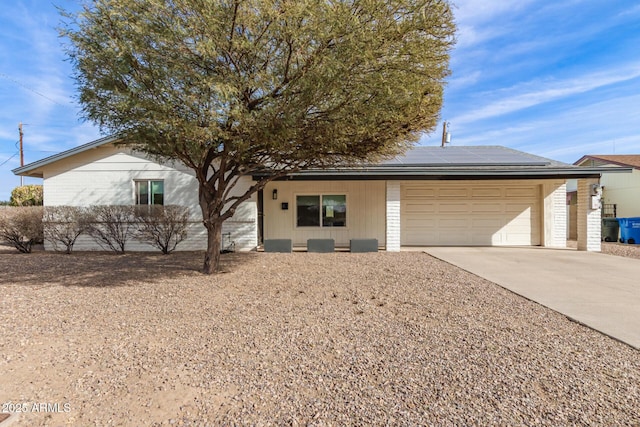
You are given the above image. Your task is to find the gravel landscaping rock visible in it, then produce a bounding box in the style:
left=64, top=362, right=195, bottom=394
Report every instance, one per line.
left=600, top=241, right=640, bottom=260
left=566, top=239, right=640, bottom=260
left=0, top=250, right=638, bottom=426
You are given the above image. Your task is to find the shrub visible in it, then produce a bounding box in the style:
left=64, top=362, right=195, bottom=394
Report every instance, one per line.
left=85, top=205, right=135, bottom=253
left=10, top=185, right=43, bottom=206
left=0, top=206, right=44, bottom=253
left=135, top=205, right=189, bottom=254
left=43, top=206, right=87, bottom=254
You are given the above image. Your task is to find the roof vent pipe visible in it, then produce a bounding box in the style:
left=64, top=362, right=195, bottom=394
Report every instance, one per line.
left=441, top=121, right=451, bottom=147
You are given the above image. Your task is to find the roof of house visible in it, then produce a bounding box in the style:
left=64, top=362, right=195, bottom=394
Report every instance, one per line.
left=259, top=146, right=626, bottom=180
left=13, top=135, right=627, bottom=180
left=381, top=146, right=564, bottom=167
left=12, top=134, right=120, bottom=178
left=574, top=154, right=640, bottom=170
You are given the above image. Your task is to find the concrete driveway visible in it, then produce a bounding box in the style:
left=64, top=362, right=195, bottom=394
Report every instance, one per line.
left=424, top=247, right=640, bottom=349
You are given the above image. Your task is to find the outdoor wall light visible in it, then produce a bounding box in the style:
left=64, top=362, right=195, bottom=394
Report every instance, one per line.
left=272, top=189, right=278, bottom=200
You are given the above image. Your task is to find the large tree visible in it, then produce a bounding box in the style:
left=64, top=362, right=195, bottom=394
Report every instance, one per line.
left=62, top=0, right=455, bottom=273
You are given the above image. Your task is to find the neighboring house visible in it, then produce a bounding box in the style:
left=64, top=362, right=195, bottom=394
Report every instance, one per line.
left=14, top=137, right=615, bottom=252
left=573, top=155, right=640, bottom=218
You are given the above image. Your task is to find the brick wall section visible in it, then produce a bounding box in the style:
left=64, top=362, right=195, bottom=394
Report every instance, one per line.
left=577, top=178, right=601, bottom=251
left=386, top=181, right=401, bottom=251
left=546, top=181, right=567, bottom=248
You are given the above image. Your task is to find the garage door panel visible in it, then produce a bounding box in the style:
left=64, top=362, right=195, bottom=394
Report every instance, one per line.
left=505, top=215, right=533, bottom=225
left=404, top=201, right=436, bottom=213
left=505, top=203, right=534, bottom=213
left=438, top=202, right=469, bottom=213
left=403, top=231, right=438, bottom=245
left=439, top=218, right=471, bottom=228
left=437, top=188, right=469, bottom=198
left=505, top=187, right=537, bottom=198
left=472, top=233, right=499, bottom=245
left=505, top=233, right=536, bottom=245
left=471, top=188, right=503, bottom=198
left=405, top=188, right=437, bottom=198
left=472, top=218, right=503, bottom=228
left=406, top=218, right=436, bottom=228
left=439, top=231, right=472, bottom=245
left=401, top=183, right=540, bottom=246
left=472, top=203, right=503, bottom=213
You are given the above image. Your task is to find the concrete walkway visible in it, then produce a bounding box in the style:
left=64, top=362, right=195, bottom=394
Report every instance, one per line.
left=424, top=247, right=640, bottom=349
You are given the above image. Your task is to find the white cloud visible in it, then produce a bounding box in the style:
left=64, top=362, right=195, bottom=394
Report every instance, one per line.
left=453, top=0, right=539, bottom=25
left=447, top=70, right=481, bottom=90
left=452, top=0, right=540, bottom=48
left=451, top=63, right=640, bottom=125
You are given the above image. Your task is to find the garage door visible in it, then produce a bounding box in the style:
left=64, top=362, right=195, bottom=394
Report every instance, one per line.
left=401, top=183, right=541, bottom=246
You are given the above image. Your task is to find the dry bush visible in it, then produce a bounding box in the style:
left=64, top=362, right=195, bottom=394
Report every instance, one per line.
left=43, top=206, right=87, bottom=254
left=85, top=205, right=135, bottom=253
left=135, top=205, right=189, bottom=254
left=0, top=206, right=44, bottom=253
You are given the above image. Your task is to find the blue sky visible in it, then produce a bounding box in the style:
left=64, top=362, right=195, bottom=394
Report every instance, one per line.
left=1, top=1, right=640, bottom=201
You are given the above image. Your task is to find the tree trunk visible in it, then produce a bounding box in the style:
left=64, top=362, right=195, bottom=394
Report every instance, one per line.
left=203, top=219, right=222, bottom=274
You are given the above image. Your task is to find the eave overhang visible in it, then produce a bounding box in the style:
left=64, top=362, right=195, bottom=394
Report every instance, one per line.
left=12, top=135, right=120, bottom=178
left=252, top=166, right=631, bottom=181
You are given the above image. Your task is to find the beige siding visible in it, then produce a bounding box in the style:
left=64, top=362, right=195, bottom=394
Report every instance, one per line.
left=601, top=169, right=640, bottom=217
left=263, top=180, right=386, bottom=246
left=41, top=145, right=257, bottom=251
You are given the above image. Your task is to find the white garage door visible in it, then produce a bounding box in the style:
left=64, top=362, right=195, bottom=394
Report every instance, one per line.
left=401, top=183, right=541, bottom=246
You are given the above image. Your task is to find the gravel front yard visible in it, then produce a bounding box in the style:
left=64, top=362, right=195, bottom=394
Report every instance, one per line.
left=1, top=250, right=639, bottom=426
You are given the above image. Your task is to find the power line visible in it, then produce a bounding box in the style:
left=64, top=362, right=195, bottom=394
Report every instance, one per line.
left=0, top=152, right=18, bottom=167
left=0, top=73, right=75, bottom=109
left=0, top=139, right=20, bottom=170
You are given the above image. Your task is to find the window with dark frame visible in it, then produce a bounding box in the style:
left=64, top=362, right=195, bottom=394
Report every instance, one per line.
left=296, top=194, right=346, bottom=227
left=135, top=180, right=164, bottom=205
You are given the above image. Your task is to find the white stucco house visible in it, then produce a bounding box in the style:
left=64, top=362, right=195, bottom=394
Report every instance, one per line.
left=13, top=136, right=616, bottom=252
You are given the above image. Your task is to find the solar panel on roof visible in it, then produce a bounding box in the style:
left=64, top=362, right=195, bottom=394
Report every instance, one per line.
left=381, top=146, right=551, bottom=166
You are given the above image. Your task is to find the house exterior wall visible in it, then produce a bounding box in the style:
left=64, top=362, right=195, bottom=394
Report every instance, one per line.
left=601, top=169, right=640, bottom=218
left=577, top=178, right=601, bottom=251
left=262, top=180, right=386, bottom=247
left=41, top=145, right=257, bottom=252
left=542, top=181, right=567, bottom=248
left=263, top=178, right=566, bottom=250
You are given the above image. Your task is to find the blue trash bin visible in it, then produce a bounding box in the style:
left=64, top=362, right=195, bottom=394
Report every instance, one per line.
left=618, top=217, right=640, bottom=244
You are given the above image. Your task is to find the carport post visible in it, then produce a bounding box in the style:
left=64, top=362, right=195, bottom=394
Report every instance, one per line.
left=577, top=178, right=601, bottom=251
left=386, top=181, right=401, bottom=251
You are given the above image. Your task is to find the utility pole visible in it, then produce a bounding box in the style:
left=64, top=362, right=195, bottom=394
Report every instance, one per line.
left=19, top=122, right=24, bottom=186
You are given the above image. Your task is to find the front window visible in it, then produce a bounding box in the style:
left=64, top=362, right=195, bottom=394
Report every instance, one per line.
left=296, top=194, right=346, bottom=227
left=135, top=180, right=164, bottom=205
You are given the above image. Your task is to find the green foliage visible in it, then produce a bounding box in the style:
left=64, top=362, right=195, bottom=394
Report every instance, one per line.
left=10, top=185, right=43, bottom=206
left=62, top=0, right=456, bottom=272
left=0, top=206, right=44, bottom=253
